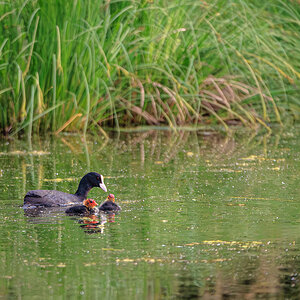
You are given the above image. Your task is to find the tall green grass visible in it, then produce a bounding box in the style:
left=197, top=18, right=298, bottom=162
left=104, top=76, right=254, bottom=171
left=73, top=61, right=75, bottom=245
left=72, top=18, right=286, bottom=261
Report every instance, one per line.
left=0, top=0, right=299, bottom=135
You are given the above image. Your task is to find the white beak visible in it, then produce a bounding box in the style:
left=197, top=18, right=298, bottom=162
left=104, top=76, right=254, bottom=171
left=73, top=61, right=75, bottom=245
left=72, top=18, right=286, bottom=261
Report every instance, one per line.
left=100, top=182, right=107, bottom=192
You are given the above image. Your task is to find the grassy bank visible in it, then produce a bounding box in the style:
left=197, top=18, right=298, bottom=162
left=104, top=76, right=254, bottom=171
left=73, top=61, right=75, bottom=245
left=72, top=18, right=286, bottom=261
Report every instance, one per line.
left=0, top=0, right=300, bottom=135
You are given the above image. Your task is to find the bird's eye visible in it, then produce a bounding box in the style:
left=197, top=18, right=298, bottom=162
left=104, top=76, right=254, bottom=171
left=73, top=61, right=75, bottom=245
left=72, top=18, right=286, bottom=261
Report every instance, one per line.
left=97, top=176, right=100, bottom=181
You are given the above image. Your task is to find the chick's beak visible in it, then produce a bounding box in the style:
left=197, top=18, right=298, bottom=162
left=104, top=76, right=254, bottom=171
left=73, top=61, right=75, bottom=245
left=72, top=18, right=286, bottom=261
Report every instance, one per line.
left=99, top=182, right=107, bottom=192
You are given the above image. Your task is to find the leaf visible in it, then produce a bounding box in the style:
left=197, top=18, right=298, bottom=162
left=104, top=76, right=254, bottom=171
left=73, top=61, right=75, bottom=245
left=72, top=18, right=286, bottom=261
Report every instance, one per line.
left=57, top=263, right=66, bottom=268
left=101, top=248, right=123, bottom=251
left=44, top=178, right=76, bottom=182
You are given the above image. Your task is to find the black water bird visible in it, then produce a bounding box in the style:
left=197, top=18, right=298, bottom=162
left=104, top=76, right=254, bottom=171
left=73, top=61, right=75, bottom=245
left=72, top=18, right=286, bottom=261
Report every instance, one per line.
left=99, top=194, right=121, bottom=212
left=65, top=198, right=99, bottom=215
left=23, top=172, right=107, bottom=208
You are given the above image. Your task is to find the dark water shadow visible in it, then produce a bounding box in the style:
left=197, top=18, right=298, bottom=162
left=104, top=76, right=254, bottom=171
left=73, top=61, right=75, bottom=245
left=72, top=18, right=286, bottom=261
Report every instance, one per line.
left=23, top=206, right=67, bottom=223
left=78, top=212, right=117, bottom=234
left=23, top=205, right=118, bottom=235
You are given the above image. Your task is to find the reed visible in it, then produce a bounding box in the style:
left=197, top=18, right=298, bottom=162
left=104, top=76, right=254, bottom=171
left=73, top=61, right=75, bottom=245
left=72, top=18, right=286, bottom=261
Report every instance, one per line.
left=0, top=0, right=299, bottom=135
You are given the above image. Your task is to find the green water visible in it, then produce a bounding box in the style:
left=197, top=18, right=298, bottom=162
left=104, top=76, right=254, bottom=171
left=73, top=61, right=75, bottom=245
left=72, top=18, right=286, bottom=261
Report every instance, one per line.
left=0, top=128, right=299, bottom=299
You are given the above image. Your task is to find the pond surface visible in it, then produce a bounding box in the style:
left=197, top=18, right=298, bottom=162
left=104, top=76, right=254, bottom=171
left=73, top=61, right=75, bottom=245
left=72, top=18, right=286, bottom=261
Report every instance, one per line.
left=0, top=128, right=299, bottom=299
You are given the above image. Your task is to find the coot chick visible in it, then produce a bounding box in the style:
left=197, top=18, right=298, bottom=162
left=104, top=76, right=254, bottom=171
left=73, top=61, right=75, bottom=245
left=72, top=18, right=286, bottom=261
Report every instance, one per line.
left=99, top=194, right=121, bottom=212
left=65, top=199, right=99, bottom=215
left=23, top=172, right=107, bottom=208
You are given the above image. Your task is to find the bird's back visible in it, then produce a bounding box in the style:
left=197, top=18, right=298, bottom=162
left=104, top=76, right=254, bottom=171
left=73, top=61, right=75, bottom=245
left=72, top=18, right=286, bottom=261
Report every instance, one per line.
left=99, top=201, right=121, bottom=212
left=65, top=205, right=88, bottom=214
left=23, top=190, right=83, bottom=208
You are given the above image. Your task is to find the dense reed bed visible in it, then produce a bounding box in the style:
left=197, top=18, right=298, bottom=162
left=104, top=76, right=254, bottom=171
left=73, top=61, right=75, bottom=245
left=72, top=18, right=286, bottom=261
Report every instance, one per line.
left=0, top=0, right=299, bottom=135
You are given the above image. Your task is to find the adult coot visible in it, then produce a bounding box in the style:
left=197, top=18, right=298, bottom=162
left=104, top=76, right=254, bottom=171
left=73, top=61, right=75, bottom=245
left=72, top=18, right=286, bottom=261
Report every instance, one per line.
left=65, top=199, right=99, bottom=215
left=99, top=194, right=121, bottom=212
left=23, top=172, right=107, bottom=208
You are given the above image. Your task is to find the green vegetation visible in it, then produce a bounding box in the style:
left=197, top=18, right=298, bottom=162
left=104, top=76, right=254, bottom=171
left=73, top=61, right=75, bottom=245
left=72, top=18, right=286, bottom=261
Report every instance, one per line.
left=0, top=0, right=300, bottom=135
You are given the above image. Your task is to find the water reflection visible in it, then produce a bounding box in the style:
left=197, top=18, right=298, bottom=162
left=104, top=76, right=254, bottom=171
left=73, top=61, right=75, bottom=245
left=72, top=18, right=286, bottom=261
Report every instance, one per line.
left=23, top=206, right=66, bottom=221
left=0, top=128, right=299, bottom=299
left=177, top=272, right=201, bottom=299
left=79, top=213, right=117, bottom=234
left=24, top=204, right=118, bottom=235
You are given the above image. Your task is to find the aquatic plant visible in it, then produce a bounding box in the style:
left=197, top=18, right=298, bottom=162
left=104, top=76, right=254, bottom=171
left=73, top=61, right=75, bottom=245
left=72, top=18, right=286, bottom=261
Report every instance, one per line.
left=0, top=0, right=299, bottom=135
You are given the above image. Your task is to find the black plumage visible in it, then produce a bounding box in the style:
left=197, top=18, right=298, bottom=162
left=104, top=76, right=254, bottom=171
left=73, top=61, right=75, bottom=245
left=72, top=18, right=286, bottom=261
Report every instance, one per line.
left=65, top=199, right=99, bottom=215
left=23, top=172, right=107, bottom=208
left=99, top=194, right=121, bottom=212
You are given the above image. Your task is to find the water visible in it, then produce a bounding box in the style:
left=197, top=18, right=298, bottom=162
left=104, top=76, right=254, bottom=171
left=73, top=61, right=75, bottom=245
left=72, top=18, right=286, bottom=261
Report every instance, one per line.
left=0, top=128, right=299, bottom=299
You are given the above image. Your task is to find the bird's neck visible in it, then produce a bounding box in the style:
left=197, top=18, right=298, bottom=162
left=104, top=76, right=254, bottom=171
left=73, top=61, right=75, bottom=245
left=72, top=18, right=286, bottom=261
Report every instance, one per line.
left=75, top=177, right=92, bottom=199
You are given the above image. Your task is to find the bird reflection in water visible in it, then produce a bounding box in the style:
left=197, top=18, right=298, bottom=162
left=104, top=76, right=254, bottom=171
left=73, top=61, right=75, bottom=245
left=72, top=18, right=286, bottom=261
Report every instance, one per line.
left=79, top=212, right=116, bottom=234
left=23, top=206, right=118, bottom=232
